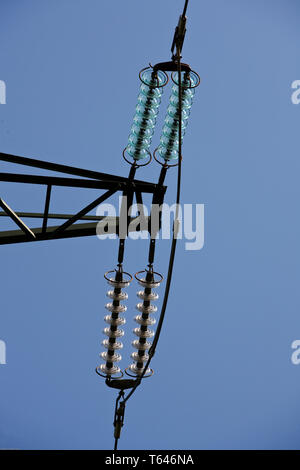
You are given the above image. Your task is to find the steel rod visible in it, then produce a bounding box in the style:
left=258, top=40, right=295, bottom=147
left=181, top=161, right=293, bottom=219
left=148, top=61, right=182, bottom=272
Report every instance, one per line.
left=53, top=189, right=117, bottom=234
left=0, top=152, right=156, bottom=186
left=0, top=216, right=150, bottom=245
left=0, top=211, right=106, bottom=221
left=0, top=198, right=36, bottom=240
left=42, top=185, right=52, bottom=233
left=0, top=172, right=160, bottom=194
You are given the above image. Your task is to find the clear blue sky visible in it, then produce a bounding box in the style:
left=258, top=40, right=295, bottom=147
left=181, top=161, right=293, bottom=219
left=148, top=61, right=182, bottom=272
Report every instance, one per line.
left=0, top=0, right=300, bottom=450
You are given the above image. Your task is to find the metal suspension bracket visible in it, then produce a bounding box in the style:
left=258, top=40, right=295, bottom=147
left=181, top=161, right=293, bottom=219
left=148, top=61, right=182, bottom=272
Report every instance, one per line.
left=152, top=61, right=191, bottom=74
left=0, top=152, right=164, bottom=245
left=171, top=13, right=187, bottom=60
left=105, top=377, right=136, bottom=391
left=113, top=391, right=126, bottom=447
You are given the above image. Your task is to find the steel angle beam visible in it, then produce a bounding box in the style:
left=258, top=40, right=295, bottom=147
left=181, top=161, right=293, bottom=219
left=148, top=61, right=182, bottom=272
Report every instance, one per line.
left=0, top=216, right=150, bottom=245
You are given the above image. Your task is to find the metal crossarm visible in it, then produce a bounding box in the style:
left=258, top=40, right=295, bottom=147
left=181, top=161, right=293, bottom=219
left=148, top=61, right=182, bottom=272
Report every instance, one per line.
left=0, top=171, right=159, bottom=193
left=0, top=151, right=156, bottom=186
left=0, top=216, right=150, bottom=245
left=0, top=152, right=166, bottom=245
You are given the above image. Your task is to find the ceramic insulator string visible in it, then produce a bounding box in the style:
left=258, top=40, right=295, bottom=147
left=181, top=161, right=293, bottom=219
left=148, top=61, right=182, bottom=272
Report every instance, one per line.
left=127, top=269, right=162, bottom=376
left=99, top=268, right=132, bottom=376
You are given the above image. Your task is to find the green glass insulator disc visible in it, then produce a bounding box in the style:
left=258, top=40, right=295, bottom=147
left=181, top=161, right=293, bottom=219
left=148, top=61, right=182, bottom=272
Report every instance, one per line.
left=131, top=123, right=154, bottom=139
left=127, top=145, right=149, bottom=161
left=128, top=133, right=151, bottom=149
left=133, top=114, right=156, bottom=130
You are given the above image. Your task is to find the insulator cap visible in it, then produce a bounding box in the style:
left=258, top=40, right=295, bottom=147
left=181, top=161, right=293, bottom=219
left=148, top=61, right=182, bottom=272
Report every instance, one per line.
left=105, top=303, right=127, bottom=314
left=137, top=290, right=159, bottom=301
left=103, top=327, right=124, bottom=338
left=104, top=315, right=126, bottom=326
left=106, top=278, right=131, bottom=288
left=137, top=278, right=161, bottom=289
left=100, top=351, right=122, bottom=363
left=171, top=70, right=200, bottom=89
left=132, top=339, right=151, bottom=351
left=104, top=270, right=132, bottom=288
left=135, top=271, right=163, bottom=288
left=128, top=363, right=151, bottom=376
left=139, top=69, right=168, bottom=88
left=99, top=364, right=121, bottom=376
left=136, top=303, right=157, bottom=314
left=131, top=351, right=149, bottom=362
left=134, top=315, right=156, bottom=326
left=106, top=290, right=128, bottom=301
left=133, top=327, right=154, bottom=338
left=102, top=339, right=123, bottom=350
